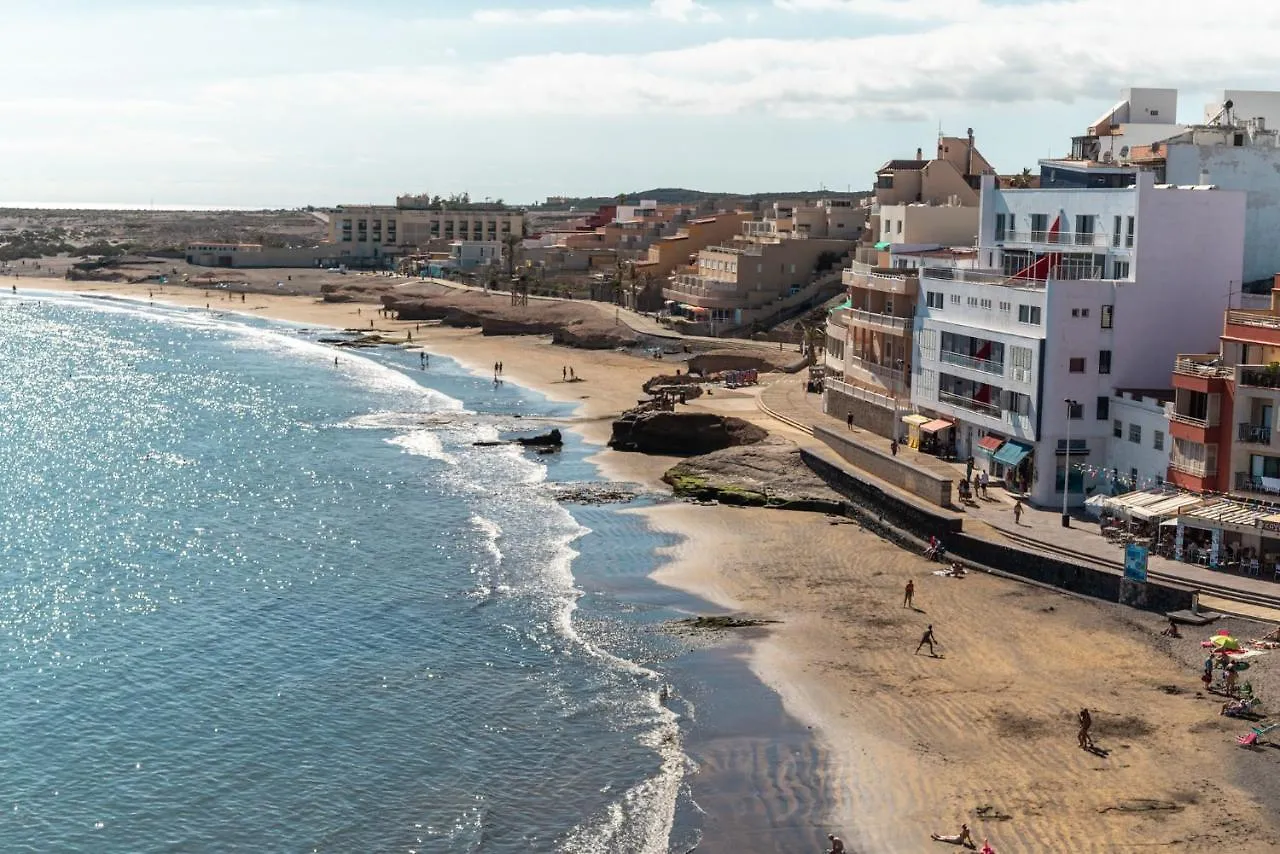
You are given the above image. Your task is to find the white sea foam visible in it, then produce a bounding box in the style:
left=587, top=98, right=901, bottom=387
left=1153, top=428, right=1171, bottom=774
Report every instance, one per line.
left=385, top=430, right=456, bottom=465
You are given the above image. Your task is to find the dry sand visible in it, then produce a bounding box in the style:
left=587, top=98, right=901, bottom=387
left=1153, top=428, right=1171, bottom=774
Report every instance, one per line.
left=19, top=278, right=1280, bottom=852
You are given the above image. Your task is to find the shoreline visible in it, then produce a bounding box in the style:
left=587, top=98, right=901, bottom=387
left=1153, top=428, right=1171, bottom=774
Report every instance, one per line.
left=20, top=279, right=1280, bottom=852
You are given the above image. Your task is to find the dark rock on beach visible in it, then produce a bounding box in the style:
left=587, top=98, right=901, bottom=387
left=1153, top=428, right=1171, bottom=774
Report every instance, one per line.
left=608, top=411, right=767, bottom=455
left=662, top=439, right=847, bottom=512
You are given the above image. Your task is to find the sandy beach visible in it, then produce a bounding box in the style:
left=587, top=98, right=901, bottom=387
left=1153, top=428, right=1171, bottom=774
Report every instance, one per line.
left=21, top=278, right=1280, bottom=852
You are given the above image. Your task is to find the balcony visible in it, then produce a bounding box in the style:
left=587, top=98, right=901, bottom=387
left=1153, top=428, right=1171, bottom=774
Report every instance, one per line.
left=843, top=262, right=918, bottom=295
left=1174, top=354, right=1233, bottom=379
left=1239, top=366, right=1280, bottom=390
left=998, top=229, right=1112, bottom=248
left=937, top=389, right=1002, bottom=419
left=1236, top=472, right=1280, bottom=495
left=922, top=266, right=1047, bottom=290
left=846, top=308, right=910, bottom=334
left=1169, top=411, right=1209, bottom=428
left=940, top=350, right=1004, bottom=376
left=1170, top=457, right=1216, bottom=478
left=1239, top=423, right=1273, bottom=445
left=1227, top=310, right=1280, bottom=332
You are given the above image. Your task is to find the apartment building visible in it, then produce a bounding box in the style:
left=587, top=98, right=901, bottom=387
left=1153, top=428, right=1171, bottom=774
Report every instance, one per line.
left=909, top=172, right=1245, bottom=508
left=328, top=202, right=524, bottom=261
left=1104, top=390, right=1174, bottom=493
left=743, top=199, right=866, bottom=241
left=1166, top=284, right=1280, bottom=499
left=663, top=233, right=850, bottom=332
left=633, top=211, right=752, bottom=280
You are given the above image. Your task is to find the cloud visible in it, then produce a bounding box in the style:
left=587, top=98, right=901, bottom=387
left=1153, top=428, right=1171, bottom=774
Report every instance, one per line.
left=473, top=0, right=720, bottom=25
left=772, top=0, right=981, bottom=21
left=194, top=0, right=1280, bottom=124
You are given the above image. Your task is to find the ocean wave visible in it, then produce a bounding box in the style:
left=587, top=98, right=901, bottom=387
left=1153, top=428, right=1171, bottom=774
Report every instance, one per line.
left=385, top=430, right=457, bottom=465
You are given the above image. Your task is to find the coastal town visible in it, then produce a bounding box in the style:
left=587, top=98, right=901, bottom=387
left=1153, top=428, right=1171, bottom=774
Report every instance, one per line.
left=14, top=84, right=1280, bottom=852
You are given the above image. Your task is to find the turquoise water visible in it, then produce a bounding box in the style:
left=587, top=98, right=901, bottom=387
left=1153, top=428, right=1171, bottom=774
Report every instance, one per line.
left=0, top=294, right=704, bottom=852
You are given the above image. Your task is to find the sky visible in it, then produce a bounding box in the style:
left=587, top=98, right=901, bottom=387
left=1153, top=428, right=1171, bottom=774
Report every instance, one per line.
left=2, top=0, right=1277, bottom=208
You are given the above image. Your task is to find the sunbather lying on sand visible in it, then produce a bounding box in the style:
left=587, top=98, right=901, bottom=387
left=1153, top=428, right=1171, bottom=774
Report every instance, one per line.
left=931, top=823, right=975, bottom=847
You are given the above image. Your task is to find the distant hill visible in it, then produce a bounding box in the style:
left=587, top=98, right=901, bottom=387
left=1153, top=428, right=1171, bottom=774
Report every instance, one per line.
left=536, top=188, right=871, bottom=209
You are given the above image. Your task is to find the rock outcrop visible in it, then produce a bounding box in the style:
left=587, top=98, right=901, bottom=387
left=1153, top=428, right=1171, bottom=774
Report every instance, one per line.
left=661, top=439, right=847, bottom=513
left=608, top=411, right=767, bottom=455
left=379, top=292, right=640, bottom=349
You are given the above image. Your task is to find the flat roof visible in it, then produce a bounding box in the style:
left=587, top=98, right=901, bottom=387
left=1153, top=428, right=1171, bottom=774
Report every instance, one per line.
left=1114, top=387, right=1175, bottom=403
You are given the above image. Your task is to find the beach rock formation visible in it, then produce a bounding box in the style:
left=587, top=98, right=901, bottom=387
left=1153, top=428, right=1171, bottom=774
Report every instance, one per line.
left=608, top=411, right=767, bottom=455
left=661, top=439, right=846, bottom=512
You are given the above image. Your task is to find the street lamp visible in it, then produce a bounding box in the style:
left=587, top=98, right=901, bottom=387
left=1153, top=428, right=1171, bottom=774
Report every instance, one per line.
left=1063, top=398, right=1079, bottom=528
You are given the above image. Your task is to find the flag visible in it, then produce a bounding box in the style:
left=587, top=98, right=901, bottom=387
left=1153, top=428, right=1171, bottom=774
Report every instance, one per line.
left=1047, top=213, right=1062, bottom=244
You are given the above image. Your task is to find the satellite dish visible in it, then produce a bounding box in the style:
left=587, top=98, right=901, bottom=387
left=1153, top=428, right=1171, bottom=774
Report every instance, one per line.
left=1225, top=99, right=1234, bottom=110
left=1119, top=146, right=1130, bottom=158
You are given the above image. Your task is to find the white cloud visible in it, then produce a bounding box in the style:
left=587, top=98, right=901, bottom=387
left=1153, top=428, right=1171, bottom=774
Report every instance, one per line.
left=195, top=0, right=1280, bottom=123
left=473, top=0, right=720, bottom=25
left=772, top=0, right=982, bottom=20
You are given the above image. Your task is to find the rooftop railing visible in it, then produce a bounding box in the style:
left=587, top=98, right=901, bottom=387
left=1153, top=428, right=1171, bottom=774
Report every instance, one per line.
left=846, top=308, right=910, bottom=333
left=937, top=389, right=1002, bottom=418
left=1227, top=310, right=1280, bottom=331
left=999, top=229, right=1115, bottom=248
left=1173, top=354, right=1233, bottom=379
left=922, top=267, right=1048, bottom=289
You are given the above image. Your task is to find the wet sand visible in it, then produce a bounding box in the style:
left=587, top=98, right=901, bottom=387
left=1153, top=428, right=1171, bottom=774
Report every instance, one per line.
left=21, top=278, right=1280, bottom=852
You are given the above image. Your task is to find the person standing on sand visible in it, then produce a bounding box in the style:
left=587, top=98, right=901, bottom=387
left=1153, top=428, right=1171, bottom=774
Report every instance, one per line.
left=915, top=624, right=938, bottom=656
left=1013, top=500, right=1023, bottom=525
left=903, top=579, right=915, bottom=609
left=1077, top=707, right=1093, bottom=749
left=826, top=833, right=845, bottom=853
left=562, top=366, right=567, bottom=381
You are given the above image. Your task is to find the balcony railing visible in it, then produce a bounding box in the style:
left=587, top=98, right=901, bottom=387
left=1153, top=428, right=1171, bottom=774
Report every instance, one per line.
left=1239, top=423, right=1273, bottom=445
left=1227, top=310, right=1280, bottom=331
left=940, top=350, right=1004, bottom=376
left=1236, top=472, right=1280, bottom=494
left=1240, top=367, right=1280, bottom=389
left=1174, top=355, right=1233, bottom=379
left=1169, top=411, right=1210, bottom=428
left=999, top=229, right=1112, bottom=248
left=937, top=390, right=1002, bottom=418
left=922, top=267, right=1047, bottom=290
left=847, top=308, right=909, bottom=333
left=1170, top=457, right=1215, bottom=478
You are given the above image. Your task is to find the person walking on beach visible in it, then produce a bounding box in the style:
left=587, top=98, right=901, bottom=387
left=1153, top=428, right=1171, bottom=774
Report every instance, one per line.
left=903, top=579, right=915, bottom=609
left=915, top=624, right=938, bottom=656
left=826, top=833, right=845, bottom=854
left=1012, top=499, right=1023, bottom=525
left=562, top=366, right=567, bottom=381
left=1077, top=707, right=1093, bottom=749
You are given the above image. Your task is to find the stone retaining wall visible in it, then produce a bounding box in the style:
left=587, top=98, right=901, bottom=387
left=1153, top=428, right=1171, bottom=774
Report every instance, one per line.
left=814, top=424, right=953, bottom=507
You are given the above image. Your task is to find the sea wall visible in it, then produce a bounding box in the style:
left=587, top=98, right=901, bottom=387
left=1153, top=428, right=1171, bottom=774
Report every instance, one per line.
left=814, top=424, right=952, bottom=507
left=800, top=447, right=1194, bottom=614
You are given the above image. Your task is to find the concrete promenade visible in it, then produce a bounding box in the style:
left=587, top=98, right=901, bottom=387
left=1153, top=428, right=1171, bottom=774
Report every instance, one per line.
left=755, top=371, right=1280, bottom=615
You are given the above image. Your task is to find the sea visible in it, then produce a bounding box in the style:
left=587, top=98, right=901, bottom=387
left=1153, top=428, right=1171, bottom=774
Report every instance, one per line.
left=0, top=292, right=828, bottom=853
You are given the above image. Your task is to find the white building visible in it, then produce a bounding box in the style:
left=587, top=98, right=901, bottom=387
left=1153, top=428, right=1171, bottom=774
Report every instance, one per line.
left=910, top=172, right=1245, bottom=508
left=614, top=200, right=659, bottom=223
left=450, top=240, right=502, bottom=270
left=1103, top=390, right=1173, bottom=494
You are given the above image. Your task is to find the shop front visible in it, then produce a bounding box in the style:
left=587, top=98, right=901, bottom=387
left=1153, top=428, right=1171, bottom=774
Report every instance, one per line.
left=991, top=440, right=1034, bottom=494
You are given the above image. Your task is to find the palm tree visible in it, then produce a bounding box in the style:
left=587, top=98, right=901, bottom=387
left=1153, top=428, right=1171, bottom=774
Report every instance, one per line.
left=1008, top=167, right=1034, bottom=189
left=502, top=232, right=522, bottom=280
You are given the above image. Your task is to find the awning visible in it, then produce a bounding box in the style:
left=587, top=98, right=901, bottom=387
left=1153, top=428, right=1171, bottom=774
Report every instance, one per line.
left=992, top=441, right=1033, bottom=467
left=920, top=419, right=953, bottom=434
left=1177, top=499, right=1280, bottom=534
left=831, top=298, right=852, bottom=312
left=874, top=241, right=891, bottom=250
left=1130, top=493, right=1205, bottom=522
left=976, top=435, right=1004, bottom=454
left=901, top=413, right=930, bottom=426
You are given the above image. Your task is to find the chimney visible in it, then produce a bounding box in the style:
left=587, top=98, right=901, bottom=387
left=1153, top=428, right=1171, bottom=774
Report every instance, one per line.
left=966, top=127, right=975, bottom=176
left=916, top=147, right=923, bottom=161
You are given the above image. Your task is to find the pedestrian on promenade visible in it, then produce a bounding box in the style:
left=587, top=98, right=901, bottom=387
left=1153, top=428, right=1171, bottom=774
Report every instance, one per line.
left=847, top=411, right=854, bottom=430
left=890, top=438, right=899, bottom=456
left=1013, top=500, right=1023, bottom=525
left=903, top=579, right=915, bottom=609
left=966, top=455, right=975, bottom=483
left=915, top=624, right=938, bottom=656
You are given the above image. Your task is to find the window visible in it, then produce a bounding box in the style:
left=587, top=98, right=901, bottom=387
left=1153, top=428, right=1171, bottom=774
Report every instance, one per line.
left=1098, top=350, right=1111, bottom=374
left=1072, top=307, right=1091, bottom=318
left=1007, top=391, right=1032, bottom=416
left=1010, top=346, right=1033, bottom=382
left=1113, top=260, right=1130, bottom=279
left=926, top=292, right=944, bottom=309
left=1153, top=430, right=1165, bottom=451
left=1113, top=419, right=1123, bottom=438
left=999, top=301, right=1011, bottom=312
left=1101, top=304, right=1113, bottom=328
left=995, top=213, right=1008, bottom=241
left=1096, top=396, right=1110, bottom=420
left=1017, top=304, right=1041, bottom=325
left=1129, top=423, right=1142, bottom=444
left=896, top=220, right=902, bottom=234
left=1074, top=214, right=1095, bottom=245
left=1030, top=213, right=1049, bottom=241
left=1125, top=216, right=1135, bottom=247
left=980, top=298, right=992, bottom=309
left=1068, top=401, right=1083, bottom=419
left=1069, top=357, right=1086, bottom=373
left=950, top=294, right=961, bottom=305
left=1112, top=215, right=1122, bottom=247
left=967, top=296, right=978, bottom=307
